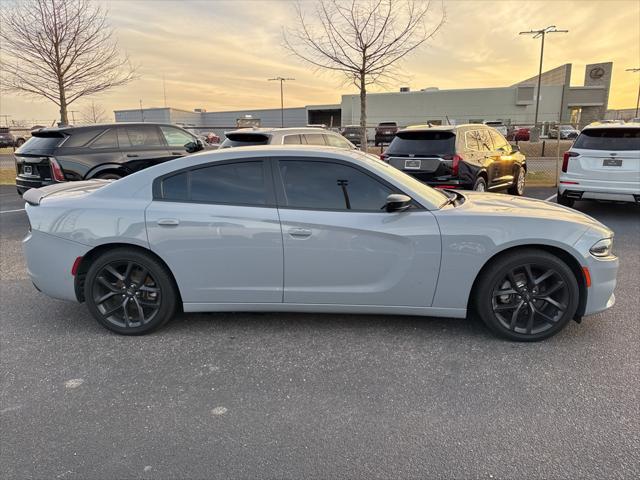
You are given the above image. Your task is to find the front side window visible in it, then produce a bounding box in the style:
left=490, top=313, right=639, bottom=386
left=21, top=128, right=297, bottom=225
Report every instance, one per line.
left=160, top=126, right=195, bottom=147
left=278, top=160, right=392, bottom=211
left=119, top=126, right=164, bottom=148
left=489, top=129, right=508, bottom=151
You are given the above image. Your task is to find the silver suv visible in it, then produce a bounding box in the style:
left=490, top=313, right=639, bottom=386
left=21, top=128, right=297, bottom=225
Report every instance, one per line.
left=220, top=127, right=355, bottom=149
left=558, top=122, right=640, bottom=207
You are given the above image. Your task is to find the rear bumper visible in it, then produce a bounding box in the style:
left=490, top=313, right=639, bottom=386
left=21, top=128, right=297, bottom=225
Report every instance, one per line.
left=16, top=177, right=57, bottom=195
left=375, top=134, right=396, bottom=143
left=23, top=229, right=89, bottom=302
left=558, top=175, right=640, bottom=203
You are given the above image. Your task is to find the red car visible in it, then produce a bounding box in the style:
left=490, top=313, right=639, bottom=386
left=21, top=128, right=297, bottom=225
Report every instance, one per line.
left=509, top=126, right=530, bottom=141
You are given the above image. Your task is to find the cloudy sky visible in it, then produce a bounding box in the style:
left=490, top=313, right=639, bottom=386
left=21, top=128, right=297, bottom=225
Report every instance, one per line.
left=1, top=0, right=639, bottom=124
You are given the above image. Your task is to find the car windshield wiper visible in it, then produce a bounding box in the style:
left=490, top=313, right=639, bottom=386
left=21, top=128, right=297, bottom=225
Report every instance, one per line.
left=439, top=190, right=459, bottom=208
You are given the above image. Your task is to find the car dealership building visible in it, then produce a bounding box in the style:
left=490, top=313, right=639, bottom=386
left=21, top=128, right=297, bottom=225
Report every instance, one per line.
left=114, top=62, right=613, bottom=133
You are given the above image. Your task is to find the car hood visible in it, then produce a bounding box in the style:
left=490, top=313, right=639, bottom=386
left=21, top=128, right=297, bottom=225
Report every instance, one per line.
left=453, top=191, right=609, bottom=232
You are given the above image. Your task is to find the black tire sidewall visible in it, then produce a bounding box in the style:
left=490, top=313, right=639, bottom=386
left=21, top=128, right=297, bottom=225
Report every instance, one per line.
left=96, top=172, right=123, bottom=180
left=473, top=176, right=487, bottom=192
left=475, top=250, right=579, bottom=341
left=557, top=192, right=575, bottom=207
left=508, top=166, right=525, bottom=196
left=84, top=248, right=177, bottom=335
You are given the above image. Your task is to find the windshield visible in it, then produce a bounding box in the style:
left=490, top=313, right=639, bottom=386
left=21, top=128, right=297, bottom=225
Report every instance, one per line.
left=574, top=128, right=640, bottom=151
left=361, top=152, right=448, bottom=208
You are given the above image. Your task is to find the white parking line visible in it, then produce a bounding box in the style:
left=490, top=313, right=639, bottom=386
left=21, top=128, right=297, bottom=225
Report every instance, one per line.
left=544, top=193, right=557, bottom=202
left=0, top=208, right=25, bottom=214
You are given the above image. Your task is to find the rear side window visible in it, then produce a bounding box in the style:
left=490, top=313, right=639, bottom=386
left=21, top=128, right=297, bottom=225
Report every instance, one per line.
left=220, top=133, right=270, bottom=148
left=387, top=130, right=455, bottom=156
left=118, top=126, right=164, bottom=148
left=159, top=161, right=267, bottom=206
left=574, top=128, right=640, bottom=151
left=278, top=160, right=391, bottom=211
left=90, top=129, right=118, bottom=149
left=64, top=128, right=104, bottom=147
left=283, top=134, right=304, bottom=145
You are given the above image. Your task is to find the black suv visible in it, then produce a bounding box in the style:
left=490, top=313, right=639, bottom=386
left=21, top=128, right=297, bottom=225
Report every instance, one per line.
left=381, top=124, right=527, bottom=194
left=14, top=123, right=203, bottom=195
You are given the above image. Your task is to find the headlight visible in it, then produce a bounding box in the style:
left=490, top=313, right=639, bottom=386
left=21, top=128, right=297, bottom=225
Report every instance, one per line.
left=590, top=238, right=613, bottom=257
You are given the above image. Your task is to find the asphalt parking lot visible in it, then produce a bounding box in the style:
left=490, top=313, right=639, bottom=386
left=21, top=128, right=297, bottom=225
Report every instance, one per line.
left=1, top=184, right=638, bottom=479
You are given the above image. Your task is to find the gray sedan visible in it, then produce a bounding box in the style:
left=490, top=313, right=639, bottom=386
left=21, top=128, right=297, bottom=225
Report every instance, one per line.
left=22, top=146, right=618, bottom=341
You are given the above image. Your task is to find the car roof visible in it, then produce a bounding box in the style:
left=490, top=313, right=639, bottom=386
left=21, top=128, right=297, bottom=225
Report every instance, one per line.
left=224, top=127, right=335, bottom=136
left=34, top=122, right=184, bottom=134
left=582, top=121, right=639, bottom=130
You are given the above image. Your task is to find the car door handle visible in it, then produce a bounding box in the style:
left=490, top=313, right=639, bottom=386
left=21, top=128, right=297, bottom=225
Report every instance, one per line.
left=126, top=153, right=139, bottom=158
left=157, top=218, right=180, bottom=226
left=288, top=227, right=312, bottom=238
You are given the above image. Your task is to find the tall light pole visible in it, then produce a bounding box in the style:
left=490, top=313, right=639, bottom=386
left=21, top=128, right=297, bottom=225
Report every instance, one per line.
left=268, top=77, right=295, bottom=127
left=626, top=68, right=640, bottom=117
left=520, top=26, right=568, bottom=138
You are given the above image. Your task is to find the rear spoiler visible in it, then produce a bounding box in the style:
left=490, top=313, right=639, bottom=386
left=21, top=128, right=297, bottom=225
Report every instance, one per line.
left=23, top=180, right=111, bottom=206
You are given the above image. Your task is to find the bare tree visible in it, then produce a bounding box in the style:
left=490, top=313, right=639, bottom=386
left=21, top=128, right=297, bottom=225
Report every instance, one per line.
left=284, top=0, right=445, bottom=147
left=80, top=101, right=108, bottom=124
left=0, top=0, right=136, bottom=125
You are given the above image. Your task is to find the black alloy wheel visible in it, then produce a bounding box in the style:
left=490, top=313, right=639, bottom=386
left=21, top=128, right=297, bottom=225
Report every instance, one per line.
left=475, top=249, right=579, bottom=341
left=85, top=248, right=177, bottom=334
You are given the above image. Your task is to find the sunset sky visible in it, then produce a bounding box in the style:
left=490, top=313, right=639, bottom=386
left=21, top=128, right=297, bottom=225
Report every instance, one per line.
left=1, top=0, right=639, bottom=124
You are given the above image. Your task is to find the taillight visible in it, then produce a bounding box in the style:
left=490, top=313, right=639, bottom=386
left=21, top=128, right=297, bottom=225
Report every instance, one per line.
left=443, top=154, right=462, bottom=176
left=380, top=153, right=389, bottom=162
left=562, top=151, right=578, bottom=173
left=49, top=156, right=65, bottom=182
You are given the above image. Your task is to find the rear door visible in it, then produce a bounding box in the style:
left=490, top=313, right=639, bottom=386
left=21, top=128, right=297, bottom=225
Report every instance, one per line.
left=145, top=159, right=283, bottom=304
left=570, top=127, right=640, bottom=186
left=117, top=125, right=173, bottom=170
left=274, top=158, right=441, bottom=307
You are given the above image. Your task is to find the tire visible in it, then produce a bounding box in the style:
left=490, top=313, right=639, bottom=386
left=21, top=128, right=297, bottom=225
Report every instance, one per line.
left=95, top=172, right=123, bottom=180
left=508, top=166, right=525, bottom=196
left=557, top=192, right=575, bottom=208
left=472, top=176, right=487, bottom=192
left=84, top=248, right=178, bottom=335
left=15, top=138, right=25, bottom=147
left=474, top=249, right=579, bottom=341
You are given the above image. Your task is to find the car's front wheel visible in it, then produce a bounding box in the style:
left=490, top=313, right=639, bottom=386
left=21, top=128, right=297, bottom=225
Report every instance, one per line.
left=474, top=249, right=579, bottom=341
left=85, top=248, right=178, bottom=335
left=508, top=166, right=525, bottom=196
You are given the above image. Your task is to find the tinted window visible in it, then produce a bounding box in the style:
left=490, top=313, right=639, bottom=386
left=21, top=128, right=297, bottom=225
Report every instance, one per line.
left=574, top=128, right=640, bottom=151
left=476, top=129, right=493, bottom=151
left=464, top=131, right=479, bottom=151
left=220, top=133, right=270, bottom=148
left=387, top=130, right=455, bottom=156
left=325, top=134, right=352, bottom=148
left=63, top=128, right=103, bottom=147
left=279, top=160, right=391, bottom=211
left=90, top=129, right=118, bottom=149
left=304, top=134, right=327, bottom=146
left=283, top=134, right=303, bottom=145
left=378, top=122, right=397, bottom=127
left=162, top=172, right=188, bottom=201
left=190, top=161, right=266, bottom=205
left=118, top=126, right=164, bottom=148
left=160, top=126, right=194, bottom=147
left=18, top=135, right=63, bottom=151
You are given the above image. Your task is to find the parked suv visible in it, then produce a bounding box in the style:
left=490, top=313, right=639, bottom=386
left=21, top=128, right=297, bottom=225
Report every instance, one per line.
left=558, top=122, right=639, bottom=207
left=340, top=125, right=363, bottom=146
left=381, top=124, right=527, bottom=194
left=548, top=124, right=580, bottom=139
left=374, top=122, right=399, bottom=146
left=0, top=128, right=14, bottom=148
left=220, top=127, right=355, bottom=149
left=14, top=123, right=203, bottom=195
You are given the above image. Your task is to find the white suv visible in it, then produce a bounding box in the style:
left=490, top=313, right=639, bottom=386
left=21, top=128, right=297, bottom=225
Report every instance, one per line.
left=558, top=122, right=639, bottom=207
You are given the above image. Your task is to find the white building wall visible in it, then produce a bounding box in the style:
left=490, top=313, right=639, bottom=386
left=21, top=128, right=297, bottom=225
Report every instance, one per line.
left=201, top=107, right=307, bottom=128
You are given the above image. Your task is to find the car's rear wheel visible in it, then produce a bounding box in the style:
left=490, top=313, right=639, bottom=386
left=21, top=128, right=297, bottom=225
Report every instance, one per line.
left=474, top=249, right=579, bottom=341
left=473, top=176, right=487, bottom=192
left=557, top=192, right=575, bottom=208
left=85, top=248, right=177, bottom=335
left=508, top=166, right=525, bottom=196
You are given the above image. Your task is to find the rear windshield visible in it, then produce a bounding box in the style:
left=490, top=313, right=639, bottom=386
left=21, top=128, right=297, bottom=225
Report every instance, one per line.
left=574, top=128, right=640, bottom=151
left=378, top=122, right=397, bottom=127
left=18, top=134, right=64, bottom=152
left=387, top=131, right=456, bottom=156
left=220, top=133, right=270, bottom=148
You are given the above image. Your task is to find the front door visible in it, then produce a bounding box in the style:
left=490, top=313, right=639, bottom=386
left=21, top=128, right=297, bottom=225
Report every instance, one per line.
left=274, top=158, right=441, bottom=307
left=146, top=159, right=283, bottom=304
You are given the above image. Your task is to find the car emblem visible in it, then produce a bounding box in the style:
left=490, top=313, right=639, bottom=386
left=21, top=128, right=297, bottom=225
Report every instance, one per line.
left=23, top=165, right=33, bottom=175
left=409, top=154, right=415, bottom=157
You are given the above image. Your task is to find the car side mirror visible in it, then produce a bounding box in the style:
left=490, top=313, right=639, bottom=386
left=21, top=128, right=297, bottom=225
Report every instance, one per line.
left=385, top=193, right=412, bottom=212
left=184, top=139, right=205, bottom=153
